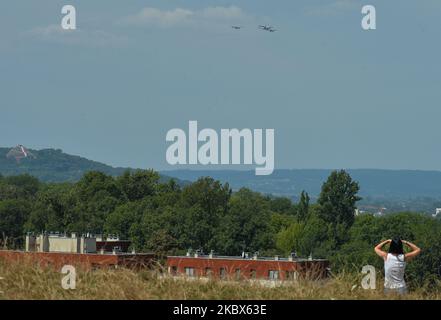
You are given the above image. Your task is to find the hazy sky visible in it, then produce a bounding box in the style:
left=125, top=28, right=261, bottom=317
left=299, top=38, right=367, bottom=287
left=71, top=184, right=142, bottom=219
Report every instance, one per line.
left=1, top=0, right=440, bottom=171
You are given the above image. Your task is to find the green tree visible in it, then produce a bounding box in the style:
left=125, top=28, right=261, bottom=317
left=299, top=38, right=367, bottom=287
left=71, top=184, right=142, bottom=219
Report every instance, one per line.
left=176, top=177, right=231, bottom=252
left=24, top=183, right=76, bottom=232
left=270, top=196, right=295, bottom=215
left=117, top=170, right=160, bottom=201
left=0, top=199, right=31, bottom=248
left=297, top=191, right=310, bottom=221
left=214, top=188, right=274, bottom=255
left=76, top=171, right=122, bottom=201
left=276, top=222, right=305, bottom=255
left=269, top=213, right=296, bottom=234
left=73, top=172, right=123, bottom=233
left=105, top=202, right=143, bottom=240
left=317, top=170, right=361, bottom=227
left=140, top=205, right=181, bottom=254
left=297, top=212, right=331, bottom=257
left=181, top=177, right=231, bottom=216
left=0, top=174, right=40, bottom=200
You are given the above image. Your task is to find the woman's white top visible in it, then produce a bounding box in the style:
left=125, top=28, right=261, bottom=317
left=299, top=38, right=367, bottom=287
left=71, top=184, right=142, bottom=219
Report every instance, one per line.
left=384, top=253, right=406, bottom=289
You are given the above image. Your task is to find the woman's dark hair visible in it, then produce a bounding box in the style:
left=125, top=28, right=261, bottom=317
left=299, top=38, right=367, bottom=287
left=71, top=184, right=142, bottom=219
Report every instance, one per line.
left=389, top=238, right=404, bottom=255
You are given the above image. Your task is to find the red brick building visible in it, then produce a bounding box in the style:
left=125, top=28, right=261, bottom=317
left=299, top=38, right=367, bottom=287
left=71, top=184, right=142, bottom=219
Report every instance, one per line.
left=0, top=233, right=155, bottom=270
left=0, top=250, right=154, bottom=270
left=167, top=252, right=330, bottom=281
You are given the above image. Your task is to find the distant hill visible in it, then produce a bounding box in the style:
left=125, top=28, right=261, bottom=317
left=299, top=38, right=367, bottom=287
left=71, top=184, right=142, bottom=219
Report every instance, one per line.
left=0, top=146, right=187, bottom=184
left=0, top=147, right=133, bottom=182
left=161, top=169, right=441, bottom=200
left=1, top=146, right=440, bottom=211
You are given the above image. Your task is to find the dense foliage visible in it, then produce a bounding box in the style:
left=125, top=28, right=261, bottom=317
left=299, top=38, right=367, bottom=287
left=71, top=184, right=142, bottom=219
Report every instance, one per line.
left=2, top=147, right=440, bottom=213
left=0, top=170, right=440, bottom=288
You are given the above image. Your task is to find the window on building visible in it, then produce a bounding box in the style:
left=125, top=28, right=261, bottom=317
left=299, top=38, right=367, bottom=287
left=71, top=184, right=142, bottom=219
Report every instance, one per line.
left=185, top=267, right=195, bottom=277
left=268, top=270, right=279, bottom=280
left=235, top=268, right=241, bottom=280
left=220, top=267, right=227, bottom=279
left=170, top=266, right=178, bottom=275
left=205, top=267, right=213, bottom=277
left=250, top=269, right=257, bottom=279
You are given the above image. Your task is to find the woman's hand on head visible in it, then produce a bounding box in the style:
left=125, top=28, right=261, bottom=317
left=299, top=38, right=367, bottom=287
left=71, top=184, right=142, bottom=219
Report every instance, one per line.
left=403, top=240, right=421, bottom=261
left=374, top=239, right=390, bottom=259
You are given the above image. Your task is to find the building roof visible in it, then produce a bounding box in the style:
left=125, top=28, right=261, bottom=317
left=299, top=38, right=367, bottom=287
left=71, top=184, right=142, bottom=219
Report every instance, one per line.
left=167, top=254, right=328, bottom=263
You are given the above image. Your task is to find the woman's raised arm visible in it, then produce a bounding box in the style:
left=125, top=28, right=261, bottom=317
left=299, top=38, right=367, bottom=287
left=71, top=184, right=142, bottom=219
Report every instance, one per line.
left=374, top=239, right=391, bottom=259
left=403, top=240, right=421, bottom=261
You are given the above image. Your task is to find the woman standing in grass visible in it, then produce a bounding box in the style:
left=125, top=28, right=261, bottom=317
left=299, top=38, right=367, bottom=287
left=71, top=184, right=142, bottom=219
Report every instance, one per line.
left=374, top=238, right=421, bottom=295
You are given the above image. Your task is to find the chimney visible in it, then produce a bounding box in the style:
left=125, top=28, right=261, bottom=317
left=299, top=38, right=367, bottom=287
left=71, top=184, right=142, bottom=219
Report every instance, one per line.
left=209, top=250, right=214, bottom=259
left=289, top=251, right=297, bottom=261
left=253, top=252, right=258, bottom=260
left=25, top=233, right=31, bottom=252
left=274, top=255, right=279, bottom=261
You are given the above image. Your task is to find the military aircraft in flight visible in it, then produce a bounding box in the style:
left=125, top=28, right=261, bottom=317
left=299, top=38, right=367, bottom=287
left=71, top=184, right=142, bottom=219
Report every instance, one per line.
left=259, top=25, right=277, bottom=32
left=231, top=25, right=242, bottom=30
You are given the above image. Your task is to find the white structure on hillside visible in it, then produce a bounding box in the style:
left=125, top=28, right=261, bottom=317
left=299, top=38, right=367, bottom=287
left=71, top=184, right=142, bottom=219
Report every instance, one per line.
left=433, top=208, right=441, bottom=218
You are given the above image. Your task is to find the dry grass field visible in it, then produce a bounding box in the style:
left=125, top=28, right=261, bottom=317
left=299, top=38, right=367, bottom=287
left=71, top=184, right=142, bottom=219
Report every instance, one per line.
left=0, top=259, right=440, bottom=300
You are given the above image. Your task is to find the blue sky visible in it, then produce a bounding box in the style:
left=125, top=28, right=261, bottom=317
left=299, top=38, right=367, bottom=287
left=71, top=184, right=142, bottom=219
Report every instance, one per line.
left=1, top=0, right=440, bottom=171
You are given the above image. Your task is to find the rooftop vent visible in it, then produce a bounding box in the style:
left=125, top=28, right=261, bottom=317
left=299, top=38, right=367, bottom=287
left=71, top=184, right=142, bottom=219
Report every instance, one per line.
left=194, top=249, right=203, bottom=258
left=289, top=251, right=297, bottom=261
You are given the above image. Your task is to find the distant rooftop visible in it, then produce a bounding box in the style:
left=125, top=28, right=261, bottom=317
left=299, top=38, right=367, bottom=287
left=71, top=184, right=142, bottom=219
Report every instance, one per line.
left=169, top=251, right=326, bottom=262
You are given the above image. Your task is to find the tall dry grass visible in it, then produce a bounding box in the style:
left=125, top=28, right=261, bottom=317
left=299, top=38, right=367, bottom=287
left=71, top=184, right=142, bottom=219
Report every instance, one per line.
left=1, top=259, right=440, bottom=300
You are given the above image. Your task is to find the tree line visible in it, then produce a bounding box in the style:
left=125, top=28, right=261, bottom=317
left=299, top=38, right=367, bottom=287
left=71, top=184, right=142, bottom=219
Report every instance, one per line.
left=1, top=170, right=440, bottom=287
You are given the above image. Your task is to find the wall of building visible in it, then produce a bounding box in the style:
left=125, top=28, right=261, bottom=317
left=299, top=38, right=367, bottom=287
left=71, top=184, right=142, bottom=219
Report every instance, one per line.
left=0, top=250, right=155, bottom=270
left=96, top=241, right=131, bottom=253
left=47, top=237, right=80, bottom=253
left=167, top=256, right=329, bottom=280
left=25, top=234, right=97, bottom=254
left=0, top=250, right=118, bottom=269
left=80, top=237, right=96, bottom=254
